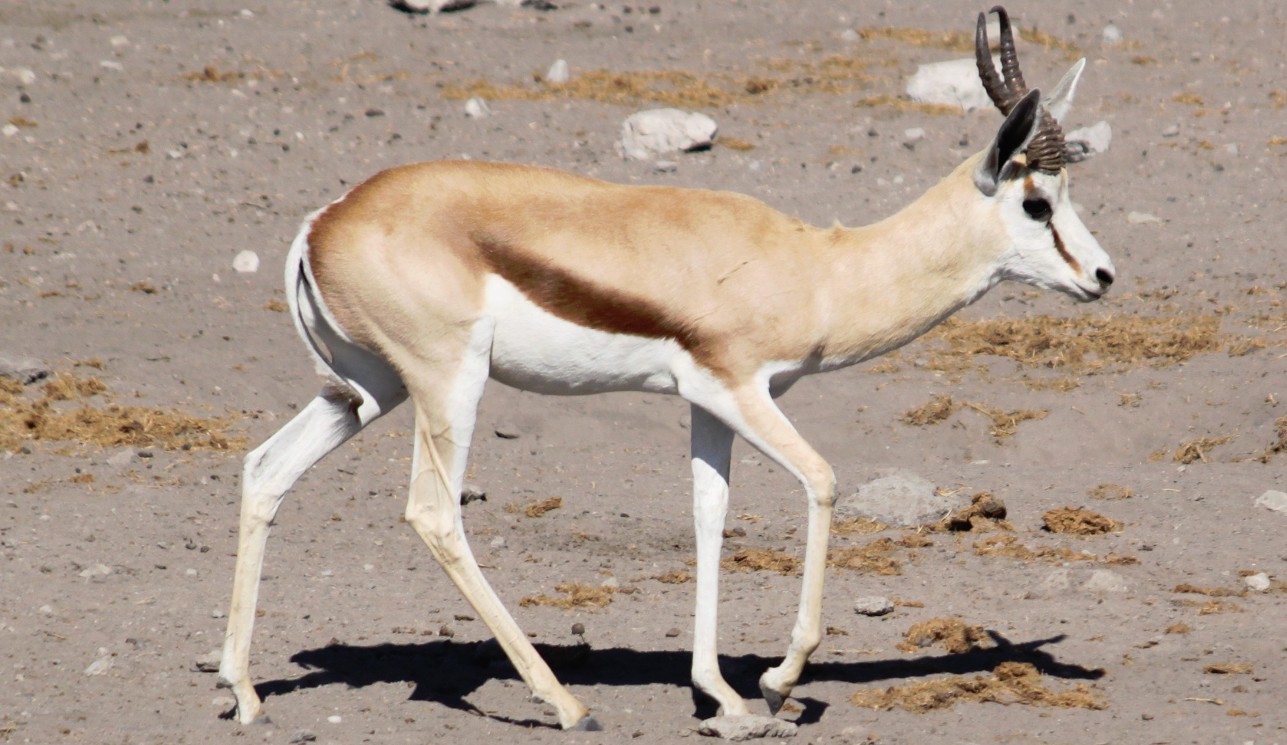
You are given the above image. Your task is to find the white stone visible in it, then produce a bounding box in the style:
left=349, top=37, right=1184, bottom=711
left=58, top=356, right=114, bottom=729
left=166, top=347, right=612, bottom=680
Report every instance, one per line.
left=906, top=57, right=996, bottom=111
left=1065, top=120, right=1112, bottom=161
left=1244, top=572, right=1271, bottom=592
left=84, top=657, right=113, bottom=676
left=697, top=714, right=797, bottom=741
left=1126, top=211, right=1162, bottom=225
left=1254, top=490, right=1287, bottom=514
left=853, top=596, right=894, bottom=616
left=78, top=563, right=113, bottom=579
left=463, top=96, right=491, bottom=119
left=1102, top=23, right=1122, bottom=44
left=1082, top=569, right=1128, bottom=593
left=5, top=67, right=37, bottom=86
left=838, top=470, right=964, bottom=527
left=618, top=108, right=717, bottom=161
left=545, top=59, right=570, bottom=84
left=232, top=249, right=259, bottom=274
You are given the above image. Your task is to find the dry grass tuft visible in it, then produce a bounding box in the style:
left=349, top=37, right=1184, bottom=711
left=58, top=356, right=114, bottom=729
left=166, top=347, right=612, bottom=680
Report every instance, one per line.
left=831, top=516, right=887, bottom=536
left=1173, top=583, right=1244, bottom=598
left=850, top=662, right=1104, bottom=712
left=964, top=402, right=1048, bottom=442
left=828, top=537, right=903, bottom=575
left=902, top=394, right=960, bottom=426
left=519, top=581, right=631, bottom=610
left=973, top=535, right=1136, bottom=566
left=509, top=496, right=563, bottom=518
left=854, top=26, right=974, bottom=51
left=1089, top=483, right=1134, bottom=500
left=924, top=314, right=1228, bottom=374
left=1041, top=507, right=1120, bottom=535
left=1173, top=435, right=1234, bottom=464
left=902, top=395, right=1046, bottom=442
left=896, top=618, right=992, bottom=654
left=1259, top=415, right=1287, bottom=461
left=652, top=569, right=692, bottom=585
left=1165, top=623, right=1191, bottom=635
left=0, top=372, right=244, bottom=453
left=723, top=548, right=800, bottom=575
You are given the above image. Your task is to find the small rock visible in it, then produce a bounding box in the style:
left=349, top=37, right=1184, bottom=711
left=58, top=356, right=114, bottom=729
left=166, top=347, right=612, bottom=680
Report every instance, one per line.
left=232, top=250, right=259, bottom=273
left=78, top=563, right=113, bottom=579
left=853, top=596, right=894, bottom=617
left=1102, top=23, right=1122, bottom=44
left=1081, top=569, right=1128, bottom=593
left=461, top=483, right=487, bottom=504
left=1126, top=211, right=1162, bottom=225
left=5, top=67, right=37, bottom=86
left=838, top=470, right=963, bottom=527
left=0, top=354, right=50, bottom=384
left=1254, top=490, right=1287, bottom=514
left=106, top=448, right=136, bottom=467
left=288, top=730, right=317, bottom=744
left=326, top=715, right=342, bottom=724
left=1244, top=572, right=1271, bottom=592
left=698, top=715, right=797, bottom=741
left=84, top=657, right=114, bottom=676
left=463, top=96, right=492, bottom=118
left=906, top=57, right=995, bottom=111
left=193, top=649, right=222, bottom=672
left=1065, top=120, right=1111, bottom=162
left=617, top=108, right=717, bottom=161
left=665, top=627, right=681, bottom=638
left=1161, top=123, right=1181, bottom=138
left=390, top=0, right=478, bottom=12
left=544, top=58, right=570, bottom=84
left=489, top=536, right=505, bottom=548
left=903, top=127, right=925, bottom=143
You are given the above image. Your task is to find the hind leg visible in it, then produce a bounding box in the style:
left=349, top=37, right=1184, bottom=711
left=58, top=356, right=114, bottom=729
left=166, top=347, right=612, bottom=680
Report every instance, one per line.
left=218, top=380, right=405, bottom=723
left=399, top=320, right=597, bottom=730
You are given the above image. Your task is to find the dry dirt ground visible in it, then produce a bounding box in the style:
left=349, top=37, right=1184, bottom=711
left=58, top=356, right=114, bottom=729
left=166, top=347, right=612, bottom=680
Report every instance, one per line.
left=2, top=1, right=1285, bottom=744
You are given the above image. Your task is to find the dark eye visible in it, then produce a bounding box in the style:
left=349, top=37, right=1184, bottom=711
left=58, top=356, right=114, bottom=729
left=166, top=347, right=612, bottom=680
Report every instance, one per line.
left=1022, top=198, right=1053, bottom=221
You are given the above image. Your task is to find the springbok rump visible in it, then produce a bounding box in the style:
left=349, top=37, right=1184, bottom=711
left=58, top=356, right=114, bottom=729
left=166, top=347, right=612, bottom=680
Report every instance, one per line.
left=218, top=6, right=1114, bottom=734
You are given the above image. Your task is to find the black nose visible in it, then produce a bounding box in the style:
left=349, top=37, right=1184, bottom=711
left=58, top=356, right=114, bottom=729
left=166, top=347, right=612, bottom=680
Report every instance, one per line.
left=1095, top=267, right=1115, bottom=287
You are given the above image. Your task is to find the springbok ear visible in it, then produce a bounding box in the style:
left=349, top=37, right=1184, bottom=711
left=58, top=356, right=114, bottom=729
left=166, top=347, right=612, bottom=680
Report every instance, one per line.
left=975, top=88, right=1041, bottom=196
left=1043, top=58, right=1086, bottom=124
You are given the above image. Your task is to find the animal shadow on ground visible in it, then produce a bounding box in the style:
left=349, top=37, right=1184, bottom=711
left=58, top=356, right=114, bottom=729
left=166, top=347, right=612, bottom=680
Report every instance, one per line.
left=245, top=630, right=1102, bottom=728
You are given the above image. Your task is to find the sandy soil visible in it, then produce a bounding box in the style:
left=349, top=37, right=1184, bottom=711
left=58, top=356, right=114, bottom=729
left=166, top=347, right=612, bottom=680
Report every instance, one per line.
left=2, top=2, right=1284, bottom=743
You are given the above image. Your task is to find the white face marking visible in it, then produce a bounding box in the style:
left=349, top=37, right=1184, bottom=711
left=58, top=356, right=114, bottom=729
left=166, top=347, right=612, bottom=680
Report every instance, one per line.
left=484, top=275, right=685, bottom=395
left=997, top=171, right=1114, bottom=301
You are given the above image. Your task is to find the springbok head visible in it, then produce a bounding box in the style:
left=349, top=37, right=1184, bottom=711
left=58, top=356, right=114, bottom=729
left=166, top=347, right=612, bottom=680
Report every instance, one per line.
left=974, top=6, right=1115, bottom=301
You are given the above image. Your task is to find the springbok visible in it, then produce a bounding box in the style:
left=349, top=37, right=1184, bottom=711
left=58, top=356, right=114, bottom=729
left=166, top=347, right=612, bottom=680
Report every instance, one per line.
left=218, top=6, right=1114, bottom=733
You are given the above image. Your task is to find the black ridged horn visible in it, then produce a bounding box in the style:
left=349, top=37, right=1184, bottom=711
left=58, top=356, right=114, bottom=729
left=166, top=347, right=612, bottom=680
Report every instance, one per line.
left=974, top=6, right=1066, bottom=173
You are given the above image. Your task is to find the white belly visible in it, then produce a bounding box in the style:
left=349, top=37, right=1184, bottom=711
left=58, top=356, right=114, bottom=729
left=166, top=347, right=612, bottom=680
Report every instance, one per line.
left=484, top=275, right=684, bottom=395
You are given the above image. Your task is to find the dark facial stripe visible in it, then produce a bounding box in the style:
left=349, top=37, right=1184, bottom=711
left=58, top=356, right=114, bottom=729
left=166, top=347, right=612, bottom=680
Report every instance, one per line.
left=1050, top=224, right=1080, bottom=273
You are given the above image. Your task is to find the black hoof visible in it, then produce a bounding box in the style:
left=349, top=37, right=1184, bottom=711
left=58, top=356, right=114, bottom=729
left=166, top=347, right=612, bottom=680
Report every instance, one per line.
left=570, top=715, right=603, bottom=732
left=759, top=686, right=785, bottom=716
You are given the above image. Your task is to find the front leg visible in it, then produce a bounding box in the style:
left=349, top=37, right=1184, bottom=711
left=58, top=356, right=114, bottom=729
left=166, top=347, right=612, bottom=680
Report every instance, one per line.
left=722, top=386, right=835, bottom=715
left=689, top=404, right=750, bottom=716
left=678, top=367, right=835, bottom=717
